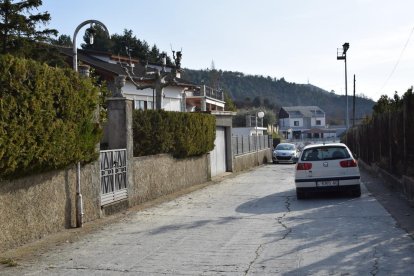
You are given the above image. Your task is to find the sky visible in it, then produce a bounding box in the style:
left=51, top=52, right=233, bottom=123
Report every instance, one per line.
left=40, top=0, right=414, bottom=101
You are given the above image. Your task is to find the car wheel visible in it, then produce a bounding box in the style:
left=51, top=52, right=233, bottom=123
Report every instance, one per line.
left=350, top=186, right=361, bottom=197
left=273, top=161, right=278, bottom=164
left=296, top=189, right=307, bottom=200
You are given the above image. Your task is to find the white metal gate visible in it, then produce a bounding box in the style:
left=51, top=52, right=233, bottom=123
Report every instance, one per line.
left=100, top=149, right=128, bottom=206
left=210, top=127, right=226, bottom=177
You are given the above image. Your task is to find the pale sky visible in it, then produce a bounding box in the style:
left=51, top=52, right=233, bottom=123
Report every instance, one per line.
left=41, top=0, right=414, bottom=101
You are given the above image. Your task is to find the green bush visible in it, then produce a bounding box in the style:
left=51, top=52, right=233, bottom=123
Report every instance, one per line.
left=132, top=110, right=216, bottom=158
left=0, top=55, right=101, bottom=179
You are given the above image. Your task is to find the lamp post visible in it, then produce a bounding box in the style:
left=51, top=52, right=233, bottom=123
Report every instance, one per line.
left=72, top=20, right=110, bottom=72
left=337, top=42, right=350, bottom=130
left=256, top=111, right=265, bottom=165
left=72, top=20, right=109, bottom=228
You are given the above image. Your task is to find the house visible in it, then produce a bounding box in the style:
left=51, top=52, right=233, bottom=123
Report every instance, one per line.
left=232, top=114, right=267, bottom=137
left=278, top=106, right=337, bottom=140
left=59, top=47, right=233, bottom=177
left=58, top=47, right=225, bottom=112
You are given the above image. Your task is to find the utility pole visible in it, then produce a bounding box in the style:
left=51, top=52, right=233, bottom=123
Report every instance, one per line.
left=353, top=74, right=356, bottom=127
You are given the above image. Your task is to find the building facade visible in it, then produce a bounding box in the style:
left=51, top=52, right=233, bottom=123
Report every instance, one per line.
left=278, top=106, right=336, bottom=140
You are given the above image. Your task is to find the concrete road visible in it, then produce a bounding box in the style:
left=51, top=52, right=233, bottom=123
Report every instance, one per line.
left=4, top=164, right=414, bottom=275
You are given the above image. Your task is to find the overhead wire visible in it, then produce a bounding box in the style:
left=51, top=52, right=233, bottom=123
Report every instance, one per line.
left=379, top=26, right=414, bottom=93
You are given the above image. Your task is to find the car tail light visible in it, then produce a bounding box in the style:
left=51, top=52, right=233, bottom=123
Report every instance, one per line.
left=296, top=163, right=312, bottom=170
left=340, top=159, right=357, bottom=168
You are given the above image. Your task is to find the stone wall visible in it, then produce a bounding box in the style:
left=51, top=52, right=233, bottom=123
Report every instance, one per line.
left=0, top=162, right=100, bottom=252
left=233, top=149, right=272, bottom=173
left=128, top=154, right=209, bottom=206
left=359, top=160, right=414, bottom=205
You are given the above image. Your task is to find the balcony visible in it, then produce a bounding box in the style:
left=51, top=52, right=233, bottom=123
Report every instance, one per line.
left=192, top=85, right=224, bottom=101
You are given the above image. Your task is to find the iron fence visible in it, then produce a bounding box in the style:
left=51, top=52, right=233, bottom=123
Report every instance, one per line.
left=345, top=97, right=414, bottom=177
left=232, top=135, right=272, bottom=156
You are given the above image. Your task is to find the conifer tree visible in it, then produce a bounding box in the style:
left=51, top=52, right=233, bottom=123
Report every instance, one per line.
left=0, top=0, right=57, bottom=56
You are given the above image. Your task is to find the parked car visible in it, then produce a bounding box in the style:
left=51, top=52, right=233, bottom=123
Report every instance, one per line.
left=272, top=143, right=299, bottom=164
left=294, top=143, right=361, bottom=199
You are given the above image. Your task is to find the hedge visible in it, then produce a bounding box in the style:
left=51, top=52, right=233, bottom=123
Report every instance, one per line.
left=0, top=55, right=101, bottom=179
left=132, top=110, right=216, bottom=158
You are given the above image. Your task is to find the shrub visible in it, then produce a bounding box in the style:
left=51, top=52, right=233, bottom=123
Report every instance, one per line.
left=0, top=55, right=101, bottom=179
left=132, top=110, right=216, bottom=158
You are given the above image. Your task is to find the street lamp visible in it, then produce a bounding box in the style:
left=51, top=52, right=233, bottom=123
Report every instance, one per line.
left=72, top=20, right=109, bottom=228
left=256, top=111, right=265, bottom=165
left=72, top=20, right=110, bottom=72
left=337, top=42, right=350, bottom=130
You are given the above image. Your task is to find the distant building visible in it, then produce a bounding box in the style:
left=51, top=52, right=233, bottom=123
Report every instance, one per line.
left=278, top=106, right=337, bottom=140
left=232, top=114, right=266, bottom=136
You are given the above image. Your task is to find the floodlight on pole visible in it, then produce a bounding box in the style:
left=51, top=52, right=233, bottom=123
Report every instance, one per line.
left=337, top=42, right=350, bottom=130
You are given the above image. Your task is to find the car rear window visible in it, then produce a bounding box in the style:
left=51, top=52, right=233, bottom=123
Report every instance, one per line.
left=276, top=144, right=295, bottom=150
left=301, top=146, right=350, bottom=161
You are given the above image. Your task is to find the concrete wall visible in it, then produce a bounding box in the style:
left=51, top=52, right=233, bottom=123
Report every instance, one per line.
left=359, top=160, right=414, bottom=205
left=233, top=149, right=272, bottom=173
left=128, top=154, right=209, bottom=205
left=0, top=162, right=100, bottom=252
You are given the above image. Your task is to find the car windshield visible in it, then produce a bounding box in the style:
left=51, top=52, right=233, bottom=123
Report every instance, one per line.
left=276, top=144, right=295, bottom=151
left=301, top=146, right=350, bottom=161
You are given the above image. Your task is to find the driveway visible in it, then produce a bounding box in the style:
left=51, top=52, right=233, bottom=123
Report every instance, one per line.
left=3, top=164, right=414, bottom=275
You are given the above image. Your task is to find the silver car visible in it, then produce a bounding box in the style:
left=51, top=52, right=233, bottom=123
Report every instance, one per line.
left=272, top=143, right=299, bottom=164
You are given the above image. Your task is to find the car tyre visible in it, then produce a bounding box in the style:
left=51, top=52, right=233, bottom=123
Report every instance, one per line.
left=296, top=189, right=307, bottom=200
left=273, top=161, right=278, bottom=164
left=350, top=186, right=361, bottom=197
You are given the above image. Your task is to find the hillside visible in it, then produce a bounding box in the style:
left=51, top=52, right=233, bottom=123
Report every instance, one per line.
left=182, top=69, right=375, bottom=125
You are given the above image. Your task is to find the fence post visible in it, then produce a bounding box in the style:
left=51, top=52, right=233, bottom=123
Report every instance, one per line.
left=242, top=136, right=244, bottom=153
left=388, top=112, right=392, bottom=172
left=403, top=101, right=407, bottom=174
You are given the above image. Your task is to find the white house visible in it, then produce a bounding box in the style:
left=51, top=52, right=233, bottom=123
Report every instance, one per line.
left=278, top=106, right=336, bottom=139
left=59, top=48, right=225, bottom=112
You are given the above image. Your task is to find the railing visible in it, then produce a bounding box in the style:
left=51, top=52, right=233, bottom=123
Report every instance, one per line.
left=232, top=135, right=272, bottom=157
left=192, top=85, right=224, bottom=101
left=285, top=137, right=339, bottom=143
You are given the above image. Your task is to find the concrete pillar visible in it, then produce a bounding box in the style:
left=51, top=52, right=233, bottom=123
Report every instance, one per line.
left=201, top=98, right=207, bottom=112
left=103, top=98, right=134, bottom=205
left=181, top=91, right=187, bottom=112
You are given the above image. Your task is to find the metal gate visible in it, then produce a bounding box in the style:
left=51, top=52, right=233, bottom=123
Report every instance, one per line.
left=210, top=127, right=226, bottom=177
left=100, top=149, right=128, bottom=206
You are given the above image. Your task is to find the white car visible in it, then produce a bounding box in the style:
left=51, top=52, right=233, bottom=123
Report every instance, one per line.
left=294, top=143, right=361, bottom=199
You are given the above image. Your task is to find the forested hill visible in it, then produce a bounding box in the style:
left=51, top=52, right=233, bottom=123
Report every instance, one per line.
left=182, top=69, right=375, bottom=125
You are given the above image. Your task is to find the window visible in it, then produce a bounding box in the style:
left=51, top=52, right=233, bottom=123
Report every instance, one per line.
left=134, top=100, right=154, bottom=110
left=301, top=146, right=350, bottom=161
left=294, top=121, right=299, bottom=126
left=316, top=120, right=321, bottom=125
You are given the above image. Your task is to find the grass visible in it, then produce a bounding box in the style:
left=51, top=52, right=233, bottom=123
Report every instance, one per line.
left=0, top=258, right=18, bottom=267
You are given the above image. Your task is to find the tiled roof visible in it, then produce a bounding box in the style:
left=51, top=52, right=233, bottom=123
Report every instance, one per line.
left=282, top=106, right=325, bottom=117
left=58, top=47, right=198, bottom=88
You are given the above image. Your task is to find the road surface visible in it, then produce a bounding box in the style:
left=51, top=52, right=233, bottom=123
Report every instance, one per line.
left=3, top=164, right=414, bottom=275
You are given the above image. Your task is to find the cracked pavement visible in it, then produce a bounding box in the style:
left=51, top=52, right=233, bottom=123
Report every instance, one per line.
left=3, top=164, right=414, bottom=275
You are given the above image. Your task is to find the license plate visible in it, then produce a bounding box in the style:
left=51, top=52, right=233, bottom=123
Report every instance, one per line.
left=317, top=180, right=339, bottom=186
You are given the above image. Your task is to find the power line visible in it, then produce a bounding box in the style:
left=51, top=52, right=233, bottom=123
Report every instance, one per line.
left=380, top=26, right=414, bottom=93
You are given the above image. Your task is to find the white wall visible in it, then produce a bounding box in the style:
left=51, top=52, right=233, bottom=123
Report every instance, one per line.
left=279, top=118, right=290, bottom=128
left=122, top=82, right=184, bottom=112
left=232, top=127, right=265, bottom=136
left=311, top=116, right=326, bottom=127
left=289, top=118, right=304, bottom=127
